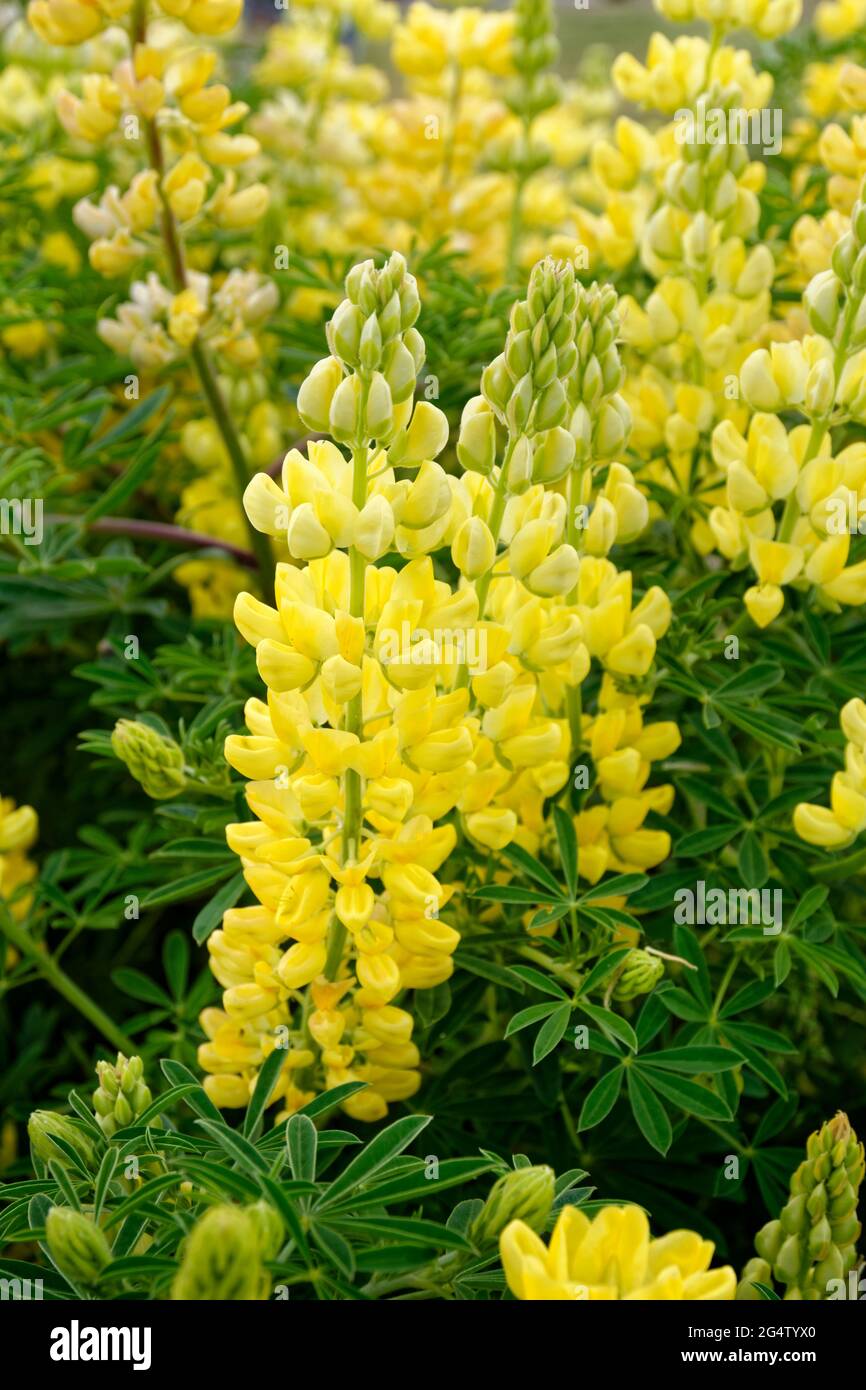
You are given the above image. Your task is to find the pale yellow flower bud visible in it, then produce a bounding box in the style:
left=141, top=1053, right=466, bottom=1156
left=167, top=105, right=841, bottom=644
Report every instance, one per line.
left=297, top=357, right=343, bottom=433
left=841, top=697, right=866, bottom=749
left=452, top=517, right=495, bottom=578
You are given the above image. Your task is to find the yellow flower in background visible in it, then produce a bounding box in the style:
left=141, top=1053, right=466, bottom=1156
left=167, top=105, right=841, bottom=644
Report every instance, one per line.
left=0, top=798, right=39, bottom=949
left=795, top=698, right=866, bottom=848
left=500, top=1203, right=736, bottom=1300
left=815, top=0, right=866, bottom=40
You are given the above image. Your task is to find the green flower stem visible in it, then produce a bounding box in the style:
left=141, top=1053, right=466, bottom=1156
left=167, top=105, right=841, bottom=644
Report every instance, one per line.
left=324, top=434, right=369, bottom=980
left=565, top=460, right=589, bottom=757
left=505, top=167, right=528, bottom=286
left=130, top=0, right=273, bottom=596
left=189, top=339, right=275, bottom=593
left=0, top=907, right=133, bottom=1054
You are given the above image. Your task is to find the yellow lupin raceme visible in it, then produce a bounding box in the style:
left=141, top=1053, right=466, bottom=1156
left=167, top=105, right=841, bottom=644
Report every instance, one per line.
left=456, top=265, right=677, bottom=877
left=795, top=698, right=866, bottom=848
left=204, top=252, right=490, bottom=1122
left=500, top=1202, right=736, bottom=1300
left=711, top=180, right=866, bottom=625
left=603, top=16, right=777, bottom=556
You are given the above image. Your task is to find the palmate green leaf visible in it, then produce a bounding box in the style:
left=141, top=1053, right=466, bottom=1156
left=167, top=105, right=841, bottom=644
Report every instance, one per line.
left=78, top=386, right=170, bottom=469
left=790, top=939, right=839, bottom=995
left=673, top=924, right=711, bottom=1005
left=714, top=661, right=785, bottom=699
left=193, top=870, right=246, bottom=945
left=774, top=939, right=792, bottom=986
left=501, top=843, right=562, bottom=895
left=92, top=1148, right=119, bottom=1224
left=316, top=1115, right=432, bottom=1209
left=715, top=701, right=801, bottom=752
left=579, top=874, right=648, bottom=903
left=722, top=1021, right=796, bottom=1054
left=642, top=1045, right=742, bottom=1073
left=505, top=964, right=569, bottom=999
left=753, top=1282, right=780, bottom=1301
left=413, top=979, right=451, bottom=1029
left=580, top=906, right=643, bottom=937
left=283, top=1081, right=367, bottom=1129
left=181, top=1159, right=261, bottom=1202
left=576, top=946, right=633, bottom=998
left=160, top=1060, right=224, bottom=1123
left=111, top=968, right=173, bottom=1009
left=788, top=883, right=830, bottom=930
left=528, top=903, right=572, bottom=930
left=738, top=832, right=769, bottom=888
left=578, top=1001, right=637, bottom=1053
left=151, top=838, right=235, bottom=861
left=810, top=940, right=866, bottom=989
left=242, top=1047, right=286, bottom=1140
left=42, top=1132, right=93, bottom=1182
left=453, top=952, right=524, bottom=990
left=626, top=1069, right=672, bottom=1155
left=80, top=437, right=165, bottom=523
left=635, top=991, right=670, bottom=1050
left=577, top=1067, right=624, bottom=1132
left=102, top=1174, right=185, bottom=1229
left=162, top=930, right=189, bottom=999
left=731, top=1039, right=788, bottom=1097
left=99, top=1255, right=177, bottom=1283
left=554, top=1167, right=590, bottom=1195
left=255, top=1173, right=311, bottom=1259
left=140, top=864, right=236, bottom=910
left=0, top=1257, right=69, bottom=1295
left=341, top=1158, right=493, bottom=1211
left=66, top=1089, right=105, bottom=1140
left=311, top=1222, right=356, bottom=1279
left=677, top=776, right=742, bottom=821
left=504, top=1002, right=561, bottom=1038
left=355, top=1245, right=436, bottom=1273
left=532, top=1002, right=572, bottom=1063
left=638, top=1066, right=732, bottom=1121
left=287, top=1114, right=318, bottom=1183
left=48, top=1161, right=81, bottom=1212
left=628, top=870, right=696, bottom=911
left=196, top=1119, right=270, bottom=1175
left=552, top=805, right=578, bottom=898
left=659, top=987, right=707, bottom=1023
left=328, top=1214, right=474, bottom=1251
left=719, top=978, right=775, bottom=1018
left=674, top=825, right=736, bottom=857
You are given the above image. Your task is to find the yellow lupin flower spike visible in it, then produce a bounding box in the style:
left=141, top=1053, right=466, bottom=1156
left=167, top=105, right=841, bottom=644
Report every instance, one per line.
left=209, top=253, right=485, bottom=1122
